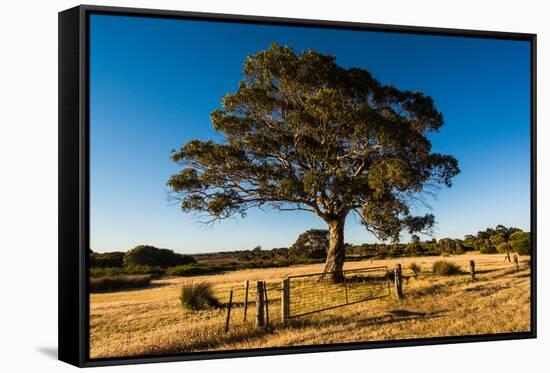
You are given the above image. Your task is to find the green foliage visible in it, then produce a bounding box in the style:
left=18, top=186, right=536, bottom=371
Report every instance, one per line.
left=166, top=264, right=230, bottom=277
left=432, top=260, right=462, bottom=276
left=89, top=265, right=165, bottom=278
left=289, top=229, right=328, bottom=259
left=480, top=245, right=498, bottom=254
left=180, top=282, right=221, bottom=310
left=90, top=251, right=124, bottom=268
left=168, top=43, right=459, bottom=274
left=496, top=242, right=512, bottom=253
left=409, top=262, right=421, bottom=276
left=89, top=275, right=152, bottom=293
left=123, top=245, right=196, bottom=268
left=510, top=232, right=531, bottom=255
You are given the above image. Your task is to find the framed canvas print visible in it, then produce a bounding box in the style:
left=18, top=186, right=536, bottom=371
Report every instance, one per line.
left=58, top=5, right=537, bottom=367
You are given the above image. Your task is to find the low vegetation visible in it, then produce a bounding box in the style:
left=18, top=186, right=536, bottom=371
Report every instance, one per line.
left=409, top=262, right=421, bottom=276
left=180, top=282, right=221, bottom=310
left=89, top=274, right=153, bottom=293
left=432, top=260, right=462, bottom=276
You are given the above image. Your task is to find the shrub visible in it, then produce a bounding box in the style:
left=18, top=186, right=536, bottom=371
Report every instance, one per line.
left=409, top=262, right=421, bottom=276
left=289, top=229, right=328, bottom=259
left=166, top=264, right=229, bottom=277
left=496, top=242, right=512, bottom=253
left=480, top=245, right=497, bottom=254
left=510, top=231, right=531, bottom=255
left=90, top=251, right=125, bottom=268
left=432, top=260, right=461, bottom=276
left=511, top=236, right=530, bottom=256
left=180, top=282, right=221, bottom=310
left=123, top=245, right=196, bottom=268
left=89, top=275, right=152, bottom=293
left=90, top=265, right=165, bottom=278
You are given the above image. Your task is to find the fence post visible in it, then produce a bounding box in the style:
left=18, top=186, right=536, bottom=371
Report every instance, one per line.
left=394, top=264, right=402, bottom=299
left=281, top=278, right=290, bottom=323
left=224, top=290, right=233, bottom=333
left=263, top=282, right=269, bottom=327
left=514, top=254, right=519, bottom=271
left=469, top=260, right=476, bottom=282
left=243, top=280, right=249, bottom=321
left=255, top=281, right=265, bottom=329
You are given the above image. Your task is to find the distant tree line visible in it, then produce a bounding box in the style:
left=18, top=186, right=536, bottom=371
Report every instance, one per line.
left=345, top=225, right=530, bottom=258
left=90, top=225, right=530, bottom=278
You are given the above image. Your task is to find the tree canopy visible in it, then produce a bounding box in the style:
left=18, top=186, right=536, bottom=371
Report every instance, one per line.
left=123, top=245, right=196, bottom=268
left=289, top=229, right=329, bottom=259
left=168, top=44, right=460, bottom=280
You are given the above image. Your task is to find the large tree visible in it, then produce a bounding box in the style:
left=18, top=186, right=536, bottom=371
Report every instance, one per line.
left=168, top=44, right=459, bottom=282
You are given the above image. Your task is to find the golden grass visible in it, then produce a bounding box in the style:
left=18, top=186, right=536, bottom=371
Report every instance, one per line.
left=89, top=253, right=531, bottom=358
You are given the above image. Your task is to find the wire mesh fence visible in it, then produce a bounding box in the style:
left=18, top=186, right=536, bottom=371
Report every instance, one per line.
left=287, top=266, right=390, bottom=318
left=211, top=281, right=282, bottom=331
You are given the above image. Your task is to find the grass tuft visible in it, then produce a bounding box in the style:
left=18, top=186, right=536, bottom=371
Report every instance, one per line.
left=432, top=260, right=462, bottom=276
left=409, top=262, right=421, bottom=276
left=180, top=282, right=221, bottom=310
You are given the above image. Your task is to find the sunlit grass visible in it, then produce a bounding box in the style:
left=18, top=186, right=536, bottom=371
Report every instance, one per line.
left=90, top=253, right=531, bottom=358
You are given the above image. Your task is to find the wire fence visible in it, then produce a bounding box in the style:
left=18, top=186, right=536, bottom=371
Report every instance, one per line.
left=287, top=266, right=390, bottom=318
left=160, top=258, right=525, bottom=333
left=211, top=281, right=282, bottom=331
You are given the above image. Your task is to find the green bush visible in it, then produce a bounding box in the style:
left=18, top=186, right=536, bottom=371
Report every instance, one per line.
left=180, top=282, right=221, bottom=310
left=166, top=264, right=230, bottom=277
left=90, top=251, right=125, bottom=268
left=289, top=229, right=328, bottom=259
left=511, top=236, right=531, bottom=256
left=123, top=245, right=196, bottom=268
left=432, top=260, right=461, bottom=276
left=496, top=242, right=512, bottom=253
left=90, top=265, right=165, bottom=278
left=409, top=262, right=421, bottom=276
left=89, top=275, right=152, bottom=293
left=479, top=245, right=497, bottom=254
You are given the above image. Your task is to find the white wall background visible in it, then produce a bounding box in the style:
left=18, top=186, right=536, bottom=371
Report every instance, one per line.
left=0, top=0, right=547, bottom=371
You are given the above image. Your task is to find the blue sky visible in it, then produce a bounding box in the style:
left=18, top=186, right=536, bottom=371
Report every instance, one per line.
left=89, top=14, right=531, bottom=253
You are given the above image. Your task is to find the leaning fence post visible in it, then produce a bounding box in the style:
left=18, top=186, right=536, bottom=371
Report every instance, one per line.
left=243, top=280, right=249, bottom=321
left=470, top=260, right=476, bottom=282
left=514, top=254, right=519, bottom=271
left=394, top=264, right=402, bottom=299
left=255, top=281, right=265, bottom=329
left=224, top=290, right=233, bottom=333
left=281, top=278, right=290, bottom=323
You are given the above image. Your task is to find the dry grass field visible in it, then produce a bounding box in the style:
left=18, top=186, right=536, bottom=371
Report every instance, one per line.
left=89, top=253, right=531, bottom=359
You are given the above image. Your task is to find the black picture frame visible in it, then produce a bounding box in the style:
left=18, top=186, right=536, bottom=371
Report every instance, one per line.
left=58, top=4, right=537, bottom=368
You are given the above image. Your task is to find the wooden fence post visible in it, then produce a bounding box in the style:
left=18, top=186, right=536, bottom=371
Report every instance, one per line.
left=263, top=282, right=269, bottom=327
left=224, top=290, right=233, bottom=333
left=281, top=278, right=290, bottom=323
left=469, top=260, right=476, bottom=282
left=394, top=264, right=402, bottom=299
left=243, top=280, right=249, bottom=321
left=255, top=281, right=265, bottom=329
left=514, top=254, right=519, bottom=271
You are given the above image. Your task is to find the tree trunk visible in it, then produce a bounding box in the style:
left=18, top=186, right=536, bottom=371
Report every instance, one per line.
left=323, top=217, right=346, bottom=283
